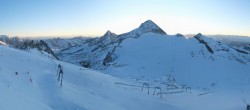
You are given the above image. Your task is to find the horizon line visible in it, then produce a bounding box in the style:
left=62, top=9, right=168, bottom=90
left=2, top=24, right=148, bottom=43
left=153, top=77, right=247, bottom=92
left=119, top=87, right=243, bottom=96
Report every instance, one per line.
left=1, top=33, right=250, bottom=38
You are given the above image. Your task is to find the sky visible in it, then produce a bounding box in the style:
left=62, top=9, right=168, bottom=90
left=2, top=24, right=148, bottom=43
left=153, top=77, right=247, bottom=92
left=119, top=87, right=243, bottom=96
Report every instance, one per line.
left=0, top=0, right=250, bottom=37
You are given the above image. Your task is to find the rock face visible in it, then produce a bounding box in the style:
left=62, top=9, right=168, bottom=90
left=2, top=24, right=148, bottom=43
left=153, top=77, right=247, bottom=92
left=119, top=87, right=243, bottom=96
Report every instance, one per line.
left=194, top=33, right=214, bottom=54
left=137, top=20, right=167, bottom=35
left=21, top=40, right=58, bottom=59
left=244, top=44, right=250, bottom=51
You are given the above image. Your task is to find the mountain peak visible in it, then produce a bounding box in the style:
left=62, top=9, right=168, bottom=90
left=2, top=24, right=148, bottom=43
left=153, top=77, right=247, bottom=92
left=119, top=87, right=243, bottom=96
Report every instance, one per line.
left=102, top=30, right=117, bottom=38
left=98, top=30, right=117, bottom=45
left=194, top=33, right=204, bottom=41
left=137, top=20, right=166, bottom=35
left=176, top=33, right=184, bottom=37
left=194, top=33, right=203, bottom=38
left=103, top=30, right=115, bottom=37
left=139, top=20, right=155, bottom=27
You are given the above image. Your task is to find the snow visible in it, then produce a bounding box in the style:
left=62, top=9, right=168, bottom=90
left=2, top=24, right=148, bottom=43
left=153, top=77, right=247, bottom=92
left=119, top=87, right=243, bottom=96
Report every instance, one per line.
left=1, top=20, right=250, bottom=110
left=45, top=37, right=89, bottom=53
left=103, top=32, right=250, bottom=110
left=0, top=35, right=10, bottom=43
left=137, top=20, right=166, bottom=35
left=0, top=41, right=7, bottom=45
left=106, top=32, right=249, bottom=82
left=0, top=35, right=22, bottom=48
left=97, top=30, right=117, bottom=45
left=0, top=45, right=177, bottom=110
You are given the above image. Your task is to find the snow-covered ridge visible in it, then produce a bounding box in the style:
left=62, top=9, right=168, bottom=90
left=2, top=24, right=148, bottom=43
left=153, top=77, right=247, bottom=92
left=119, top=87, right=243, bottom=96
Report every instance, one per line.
left=0, top=35, right=91, bottom=60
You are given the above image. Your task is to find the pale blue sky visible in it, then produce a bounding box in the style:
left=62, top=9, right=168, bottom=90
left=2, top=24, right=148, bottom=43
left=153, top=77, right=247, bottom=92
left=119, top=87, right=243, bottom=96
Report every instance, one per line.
left=0, top=0, right=249, bottom=37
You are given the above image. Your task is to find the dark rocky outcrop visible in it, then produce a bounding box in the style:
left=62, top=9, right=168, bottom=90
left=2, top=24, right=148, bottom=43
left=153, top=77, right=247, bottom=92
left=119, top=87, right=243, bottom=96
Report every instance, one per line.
left=194, top=33, right=214, bottom=54
left=103, top=52, right=114, bottom=66
left=79, top=61, right=91, bottom=68
left=21, top=40, right=58, bottom=59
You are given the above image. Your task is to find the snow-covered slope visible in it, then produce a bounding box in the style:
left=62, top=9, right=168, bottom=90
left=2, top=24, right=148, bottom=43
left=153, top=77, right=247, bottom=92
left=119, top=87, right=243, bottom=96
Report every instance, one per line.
left=104, top=32, right=250, bottom=110
left=1, top=43, right=250, bottom=110
left=206, top=35, right=250, bottom=54
left=106, top=32, right=250, bottom=85
left=0, top=45, right=178, bottom=110
left=1, top=19, right=250, bottom=110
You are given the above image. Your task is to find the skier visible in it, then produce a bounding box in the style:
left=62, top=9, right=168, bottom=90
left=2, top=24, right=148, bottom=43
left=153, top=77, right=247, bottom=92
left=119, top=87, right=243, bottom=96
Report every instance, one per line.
left=30, top=78, right=32, bottom=83
left=57, top=64, right=64, bottom=87
left=58, top=68, right=63, bottom=81
left=57, top=64, right=61, bottom=76
left=60, top=69, right=63, bottom=87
